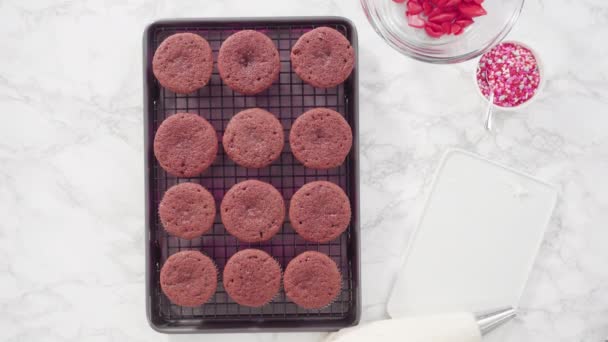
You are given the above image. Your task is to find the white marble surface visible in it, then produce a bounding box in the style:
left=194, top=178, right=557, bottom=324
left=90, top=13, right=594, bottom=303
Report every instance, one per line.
left=1, top=0, right=607, bottom=341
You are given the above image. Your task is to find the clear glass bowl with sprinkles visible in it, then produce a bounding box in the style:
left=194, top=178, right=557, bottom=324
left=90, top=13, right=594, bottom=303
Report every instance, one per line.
left=476, top=41, right=543, bottom=111
left=361, top=0, right=525, bottom=63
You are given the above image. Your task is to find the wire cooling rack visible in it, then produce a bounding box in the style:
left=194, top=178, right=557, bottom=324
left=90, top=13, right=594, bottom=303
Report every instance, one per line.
left=144, top=17, right=359, bottom=332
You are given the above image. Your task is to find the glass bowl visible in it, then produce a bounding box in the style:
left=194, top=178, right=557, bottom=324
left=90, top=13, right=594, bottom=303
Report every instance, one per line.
left=360, top=0, right=525, bottom=64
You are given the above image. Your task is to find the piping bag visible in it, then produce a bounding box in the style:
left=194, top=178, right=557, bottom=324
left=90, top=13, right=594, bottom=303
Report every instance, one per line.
left=326, top=307, right=516, bottom=342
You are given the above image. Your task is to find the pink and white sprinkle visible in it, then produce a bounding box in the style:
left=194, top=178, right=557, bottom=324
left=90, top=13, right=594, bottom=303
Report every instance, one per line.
left=476, top=42, right=541, bottom=108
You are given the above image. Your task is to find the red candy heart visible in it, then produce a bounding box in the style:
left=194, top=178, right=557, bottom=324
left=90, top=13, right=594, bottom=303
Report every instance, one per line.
left=428, top=11, right=458, bottom=23
left=424, top=24, right=444, bottom=38
left=407, top=14, right=426, bottom=28
left=458, top=3, right=487, bottom=17
left=399, top=0, right=487, bottom=38
left=445, top=0, right=462, bottom=7
left=407, top=1, right=424, bottom=15
left=451, top=23, right=463, bottom=34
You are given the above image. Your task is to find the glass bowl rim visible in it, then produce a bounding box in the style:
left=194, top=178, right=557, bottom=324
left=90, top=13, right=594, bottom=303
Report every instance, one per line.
left=360, top=0, right=526, bottom=64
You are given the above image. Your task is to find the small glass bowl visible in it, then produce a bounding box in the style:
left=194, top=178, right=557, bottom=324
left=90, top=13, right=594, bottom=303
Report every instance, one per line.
left=475, top=40, right=545, bottom=112
left=360, top=0, right=525, bottom=64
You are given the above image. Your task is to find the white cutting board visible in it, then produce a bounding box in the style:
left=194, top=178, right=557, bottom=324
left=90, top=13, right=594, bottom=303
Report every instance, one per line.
left=388, top=149, right=558, bottom=318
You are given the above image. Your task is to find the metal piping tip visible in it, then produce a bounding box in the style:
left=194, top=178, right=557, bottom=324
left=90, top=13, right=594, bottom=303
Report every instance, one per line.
left=475, top=307, right=517, bottom=336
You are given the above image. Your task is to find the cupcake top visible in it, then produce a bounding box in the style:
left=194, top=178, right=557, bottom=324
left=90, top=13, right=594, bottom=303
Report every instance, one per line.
left=159, top=183, right=216, bottom=240
left=220, top=180, right=285, bottom=242
left=160, top=250, right=217, bottom=307
left=223, top=249, right=282, bottom=307
left=223, top=108, right=284, bottom=168
left=289, top=108, right=352, bottom=169
left=291, top=27, right=354, bottom=88
left=290, top=181, right=351, bottom=242
left=284, top=251, right=342, bottom=309
left=218, top=30, right=280, bottom=95
left=153, top=113, right=218, bottom=177
left=153, top=33, right=213, bottom=94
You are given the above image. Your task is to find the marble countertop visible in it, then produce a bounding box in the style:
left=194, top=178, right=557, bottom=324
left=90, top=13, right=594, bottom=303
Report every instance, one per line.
left=2, top=0, right=607, bottom=341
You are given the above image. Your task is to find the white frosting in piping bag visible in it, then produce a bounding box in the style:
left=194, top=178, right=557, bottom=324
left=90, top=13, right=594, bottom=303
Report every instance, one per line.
left=326, top=312, right=482, bottom=342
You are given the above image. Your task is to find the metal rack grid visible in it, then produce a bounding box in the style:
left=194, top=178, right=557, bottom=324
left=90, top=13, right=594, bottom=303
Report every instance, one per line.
left=147, top=21, right=356, bottom=326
